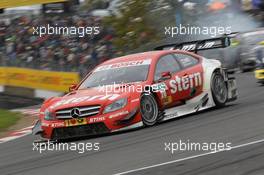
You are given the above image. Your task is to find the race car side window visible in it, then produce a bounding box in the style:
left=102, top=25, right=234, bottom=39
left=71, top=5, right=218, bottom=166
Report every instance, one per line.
left=154, top=54, right=181, bottom=81
left=174, top=54, right=199, bottom=69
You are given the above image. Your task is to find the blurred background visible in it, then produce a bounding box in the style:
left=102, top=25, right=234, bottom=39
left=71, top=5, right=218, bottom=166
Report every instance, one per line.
left=0, top=0, right=263, bottom=107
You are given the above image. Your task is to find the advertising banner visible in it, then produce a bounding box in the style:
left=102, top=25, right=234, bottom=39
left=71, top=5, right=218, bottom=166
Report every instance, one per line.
left=0, top=67, right=80, bottom=92
left=0, top=0, right=67, bottom=9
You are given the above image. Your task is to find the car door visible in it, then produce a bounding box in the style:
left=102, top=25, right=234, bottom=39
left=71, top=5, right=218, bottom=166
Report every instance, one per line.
left=153, top=54, right=182, bottom=109
left=171, top=53, right=204, bottom=101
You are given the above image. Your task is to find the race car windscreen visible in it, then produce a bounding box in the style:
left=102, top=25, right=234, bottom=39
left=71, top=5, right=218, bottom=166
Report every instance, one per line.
left=78, top=64, right=150, bottom=89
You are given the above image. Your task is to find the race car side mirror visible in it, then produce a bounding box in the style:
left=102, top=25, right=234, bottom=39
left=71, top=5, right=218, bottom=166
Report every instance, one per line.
left=69, top=84, right=77, bottom=92
left=159, top=71, right=172, bottom=82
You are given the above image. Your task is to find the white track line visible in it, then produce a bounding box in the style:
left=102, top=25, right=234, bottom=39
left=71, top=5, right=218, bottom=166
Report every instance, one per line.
left=0, top=126, right=33, bottom=143
left=113, top=138, right=264, bottom=175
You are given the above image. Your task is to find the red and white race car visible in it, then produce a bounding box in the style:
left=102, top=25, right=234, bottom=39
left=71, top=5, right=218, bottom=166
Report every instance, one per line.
left=33, top=37, right=238, bottom=140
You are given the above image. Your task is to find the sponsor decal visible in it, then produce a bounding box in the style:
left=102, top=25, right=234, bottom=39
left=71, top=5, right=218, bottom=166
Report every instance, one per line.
left=180, top=42, right=215, bottom=51
left=165, top=113, right=178, bottom=120
left=163, top=95, right=173, bottom=105
left=42, top=122, right=65, bottom=128
left=50, top=94, right=120, bottom=109
left=41, top=122, right=50, bottom=127
left=131, top=99, right=140, bottom=103
left=169, top=72, right=202, bottom=94
left=94, top=59, right=151, bottom=72
left=51, top=122, right=64, bottom=127
left=89, top=117, right=105, bottom=123
left=109, top=111, right=129, bottom=119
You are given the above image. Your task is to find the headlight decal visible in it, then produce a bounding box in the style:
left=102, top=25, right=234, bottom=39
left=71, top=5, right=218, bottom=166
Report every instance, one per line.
left=44, top=109, right=56, bottom=120
left=103, top=98, right=128, bottom=114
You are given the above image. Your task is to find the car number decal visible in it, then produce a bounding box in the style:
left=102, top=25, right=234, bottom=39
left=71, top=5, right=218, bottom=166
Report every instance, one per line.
left=64, top=118, right=87, bottom=127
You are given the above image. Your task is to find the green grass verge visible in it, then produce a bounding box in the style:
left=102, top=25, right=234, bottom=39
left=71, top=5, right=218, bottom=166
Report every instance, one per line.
left=0, top=109, right=21, bottom=132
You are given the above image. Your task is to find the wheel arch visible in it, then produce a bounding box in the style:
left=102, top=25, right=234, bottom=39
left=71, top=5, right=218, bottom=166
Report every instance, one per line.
left=202, top=58, right=222, bottom=91
left=141, top=86, right=163, bottom=109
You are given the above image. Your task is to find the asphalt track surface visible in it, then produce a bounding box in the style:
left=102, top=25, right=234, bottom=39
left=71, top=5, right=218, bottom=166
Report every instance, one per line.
left=0, top=72, right=264, bottom=175
left=0, top=93, right=42, bottom=109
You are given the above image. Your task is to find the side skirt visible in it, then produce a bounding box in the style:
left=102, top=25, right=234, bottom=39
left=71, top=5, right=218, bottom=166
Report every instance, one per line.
left=162, top=91, right=216, bottom=121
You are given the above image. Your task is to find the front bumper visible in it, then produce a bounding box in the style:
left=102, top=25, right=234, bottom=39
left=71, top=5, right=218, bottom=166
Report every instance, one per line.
left=35, top=107, right=142, bottom=140
left=51, top=123, right=110, bottom=140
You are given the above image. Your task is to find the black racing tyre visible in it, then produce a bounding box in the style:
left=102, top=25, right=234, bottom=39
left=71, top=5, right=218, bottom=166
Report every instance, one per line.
left=211, top=72, right=228, bottom=107
left=140, top=93, right=159, bottom=126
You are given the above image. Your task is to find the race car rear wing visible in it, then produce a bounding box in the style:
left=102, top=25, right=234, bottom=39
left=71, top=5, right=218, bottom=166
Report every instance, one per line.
left=155, top=35, right=236, bottom=53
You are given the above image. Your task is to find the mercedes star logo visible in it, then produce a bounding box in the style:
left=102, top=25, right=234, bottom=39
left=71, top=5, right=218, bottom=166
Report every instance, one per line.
left=71, top=108, right=81, bottom=118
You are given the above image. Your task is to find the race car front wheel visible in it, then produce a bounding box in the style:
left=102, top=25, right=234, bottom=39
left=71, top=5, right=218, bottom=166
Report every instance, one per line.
left=140, top=93, right=159, bottom=126
left=211, top=72, right=228, bottom=107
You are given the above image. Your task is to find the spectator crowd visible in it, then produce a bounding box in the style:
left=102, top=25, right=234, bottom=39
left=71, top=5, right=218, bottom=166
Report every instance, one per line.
left=0, top=14, right=115, bottom=77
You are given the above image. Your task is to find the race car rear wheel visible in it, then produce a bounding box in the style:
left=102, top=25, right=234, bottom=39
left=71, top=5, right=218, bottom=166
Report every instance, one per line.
left=140, top=93, right=159, bottom=126
left=211, top=72, right=228, bottom=107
